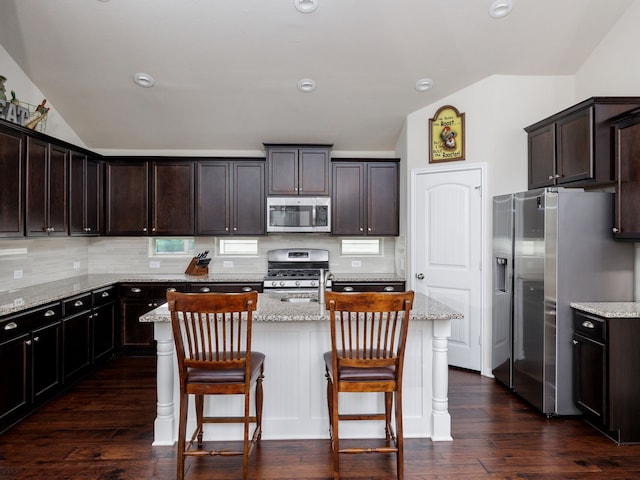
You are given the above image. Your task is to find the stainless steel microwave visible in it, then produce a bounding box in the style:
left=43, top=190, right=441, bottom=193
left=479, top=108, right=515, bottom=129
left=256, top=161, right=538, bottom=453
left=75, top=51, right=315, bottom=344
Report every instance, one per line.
left=266, top=197, right=331, bottom=233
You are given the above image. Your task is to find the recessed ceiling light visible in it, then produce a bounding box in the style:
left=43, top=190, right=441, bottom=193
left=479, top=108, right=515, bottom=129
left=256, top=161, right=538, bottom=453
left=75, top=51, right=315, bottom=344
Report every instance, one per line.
left=295, top=0, right=318, bottom=13
left=133, top=73, right=155, bottom=88
left=297, top=79, right=317, bottom=93
left=489, top=0, right=513, bottom=19
left=415, top=78, right=434, bottom=92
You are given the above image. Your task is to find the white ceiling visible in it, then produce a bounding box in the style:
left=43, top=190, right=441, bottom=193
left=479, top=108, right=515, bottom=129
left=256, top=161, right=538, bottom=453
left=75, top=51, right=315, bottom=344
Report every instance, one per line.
left=0, top=0, right=633, bottom=153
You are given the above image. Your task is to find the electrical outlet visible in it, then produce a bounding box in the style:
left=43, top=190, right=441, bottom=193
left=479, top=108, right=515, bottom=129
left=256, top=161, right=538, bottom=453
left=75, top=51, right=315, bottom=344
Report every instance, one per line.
left=73, top=261, right=81, bottom=269
left=14, top=297, right=24, bottom=307
left=223, top=261, right=234, bottom=268
left=13, top=269, right=23, bottom=279
left=149, top=261, right=161, bottom=269
left=351, top=260, right=362, bottom=268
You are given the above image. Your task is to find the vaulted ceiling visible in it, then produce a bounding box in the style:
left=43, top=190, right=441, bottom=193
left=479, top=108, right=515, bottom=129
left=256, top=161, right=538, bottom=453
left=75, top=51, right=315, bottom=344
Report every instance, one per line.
left=0, top=0, right=633, bottom=152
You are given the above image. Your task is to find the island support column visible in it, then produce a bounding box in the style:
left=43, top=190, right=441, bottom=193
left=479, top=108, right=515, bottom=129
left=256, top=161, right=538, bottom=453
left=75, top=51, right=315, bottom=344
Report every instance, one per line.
left=431, top=318, right=452, bottom=441
left=152, top=321, right=176, bottom=446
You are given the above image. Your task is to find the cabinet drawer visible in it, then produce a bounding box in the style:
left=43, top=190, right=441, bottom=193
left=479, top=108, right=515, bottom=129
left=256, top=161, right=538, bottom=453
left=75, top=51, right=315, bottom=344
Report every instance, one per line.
left=188, top=282, right=264, bottom=293
left=0, top=303, right=62, bottom=341
left=574, top=312, right=606, bottom=342
left=331, top=281, right=405, bottom=292
left=63, top=293, right=92, bottom=316
left=119, top=283, right=186, bottom=299
left=92, top=286, right=116, bottom=307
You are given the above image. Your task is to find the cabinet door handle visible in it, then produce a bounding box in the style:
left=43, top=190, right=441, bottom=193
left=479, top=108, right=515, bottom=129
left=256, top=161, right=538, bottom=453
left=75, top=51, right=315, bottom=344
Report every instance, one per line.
left=383, top=286, right=395, bottom=292
left=612, top=227, right=619, bottom=233
left=101, top=291, right=110, bottom=298
left=44, top=309, right=56, bottom=317
left=74, top=300, right=84, bottom=307
left=25, top=339, right=32, bottom=346
left=572, top=339, right=578, bottom=345
left=343, top=286, right=354, bottom=292
left=4, top=322, right=17, bottom=330
left=131, top=287, right=142, bottom=293
left=582, top=320, right=595, bottom=329
left=33, top=336, right=39, bottom=342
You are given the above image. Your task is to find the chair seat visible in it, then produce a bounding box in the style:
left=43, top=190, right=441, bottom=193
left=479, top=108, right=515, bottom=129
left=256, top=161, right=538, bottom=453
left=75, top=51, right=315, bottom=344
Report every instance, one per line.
left=188, top=352, right=265, bottom=384
left=323, top=351, right=396, bottom=382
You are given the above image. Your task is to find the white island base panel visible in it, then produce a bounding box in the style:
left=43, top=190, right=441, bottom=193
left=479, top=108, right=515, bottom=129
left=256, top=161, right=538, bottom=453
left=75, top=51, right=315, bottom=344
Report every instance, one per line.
left=152, top=318, right=452, bottom=445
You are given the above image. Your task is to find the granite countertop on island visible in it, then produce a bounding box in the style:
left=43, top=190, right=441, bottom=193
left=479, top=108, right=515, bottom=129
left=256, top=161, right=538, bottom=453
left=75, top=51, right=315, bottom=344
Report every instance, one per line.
left=140, top=291, right=463, bottom=323
left=570, top=301, right=640, bottom=318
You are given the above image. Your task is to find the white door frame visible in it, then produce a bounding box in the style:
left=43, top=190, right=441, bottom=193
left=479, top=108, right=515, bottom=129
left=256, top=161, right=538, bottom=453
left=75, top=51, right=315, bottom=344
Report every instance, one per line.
left=409, top=163, right=489, bottom=375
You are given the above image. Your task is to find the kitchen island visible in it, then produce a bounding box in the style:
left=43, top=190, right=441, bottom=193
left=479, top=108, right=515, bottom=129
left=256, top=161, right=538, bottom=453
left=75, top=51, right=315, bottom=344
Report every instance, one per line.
left=140, top=292, right=462, bottom=445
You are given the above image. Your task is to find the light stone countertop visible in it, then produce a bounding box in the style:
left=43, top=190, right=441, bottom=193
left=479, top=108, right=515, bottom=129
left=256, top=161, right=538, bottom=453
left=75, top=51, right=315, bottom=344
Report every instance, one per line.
left=0, top=273, right=264, bottom=317
left=140, top=291, right=463, bottom=323
left=0, top=273, right=407, bottom=318
left=570, top=302, right=640, bottom=318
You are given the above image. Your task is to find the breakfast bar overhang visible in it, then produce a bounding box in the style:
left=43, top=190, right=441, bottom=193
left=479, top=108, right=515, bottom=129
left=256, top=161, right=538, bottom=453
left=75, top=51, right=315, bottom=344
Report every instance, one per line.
left=140, top=292, right=463, bottom=446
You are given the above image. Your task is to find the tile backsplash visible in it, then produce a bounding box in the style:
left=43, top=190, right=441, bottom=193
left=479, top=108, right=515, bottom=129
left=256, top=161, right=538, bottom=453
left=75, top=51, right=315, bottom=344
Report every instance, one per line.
left=0, top=235, right=403, bottom=291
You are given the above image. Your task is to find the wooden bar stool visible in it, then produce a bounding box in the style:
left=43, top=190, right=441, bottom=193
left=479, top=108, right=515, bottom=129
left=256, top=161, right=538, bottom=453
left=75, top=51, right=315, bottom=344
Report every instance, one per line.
left=323, top=290, right=414, bottom=479
left=167, top=290, right=264, bottom=480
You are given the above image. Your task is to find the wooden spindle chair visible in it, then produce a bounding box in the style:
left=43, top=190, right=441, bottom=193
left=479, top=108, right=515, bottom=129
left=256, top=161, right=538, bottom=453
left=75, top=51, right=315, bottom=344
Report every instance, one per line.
left=323, top=290, right=414, bottom=479
left=167, top=290, right=264, bottom=480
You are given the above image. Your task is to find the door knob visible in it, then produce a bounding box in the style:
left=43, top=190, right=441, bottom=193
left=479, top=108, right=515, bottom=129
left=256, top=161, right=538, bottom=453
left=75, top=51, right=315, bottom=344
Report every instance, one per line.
left=416, top=273, right=425, bottom=280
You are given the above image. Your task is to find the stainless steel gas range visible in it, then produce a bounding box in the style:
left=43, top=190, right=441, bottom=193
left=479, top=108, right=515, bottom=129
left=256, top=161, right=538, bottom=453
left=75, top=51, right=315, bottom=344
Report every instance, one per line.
left=263, top=248, right=331, bottom=292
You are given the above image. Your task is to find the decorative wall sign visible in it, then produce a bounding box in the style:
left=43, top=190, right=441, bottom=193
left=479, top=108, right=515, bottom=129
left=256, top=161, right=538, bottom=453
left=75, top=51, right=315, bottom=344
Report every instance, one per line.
left=429, top=105, right=465, bottom=163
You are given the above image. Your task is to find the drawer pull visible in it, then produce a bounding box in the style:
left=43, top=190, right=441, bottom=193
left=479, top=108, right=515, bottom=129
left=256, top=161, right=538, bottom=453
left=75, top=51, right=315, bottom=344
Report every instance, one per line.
left=200, top=287, right=211, bottom=293
left=582, top=320, right=595, bottom=329
left=74, top=300, right=84, bottom=307
left=101, top=291, right=110, bottom=298
left=131, top=287, right=142, bottom=293
left=242, top=286, right=252, bottom=292
left=383, top=286, right=395, bottom=292
left=4, top=322, right=17, bottom=331
left=343, top=286, right=354, bottom=292
left=44, top=309, right=56, bottom=317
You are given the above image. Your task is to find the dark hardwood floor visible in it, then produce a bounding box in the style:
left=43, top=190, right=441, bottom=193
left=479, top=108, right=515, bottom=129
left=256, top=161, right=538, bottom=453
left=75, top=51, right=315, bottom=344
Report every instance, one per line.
left=1, top=356, right=639, bottom=479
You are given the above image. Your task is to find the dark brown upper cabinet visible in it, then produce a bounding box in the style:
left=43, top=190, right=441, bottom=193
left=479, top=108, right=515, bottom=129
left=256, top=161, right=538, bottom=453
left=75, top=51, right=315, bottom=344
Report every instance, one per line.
left=105, top=159, right=195, bottom=236
left=69, top=152, right=101, bottom=236
left=610, top=109, right=640, bottom=240
left=265, top=144, right=331, bottom=196
left=25, top=137, right=68, bottom=236
left=196, top=159, right=265, bottom=236
left=332, top=160, right=399, bottom=236
left=105, top=160, right=148, bottom=235
left=150, top=161, right=195, bottom=235
left=0, top=124, right=25, bottom=237
left=525, top=97, right=640, bottom=190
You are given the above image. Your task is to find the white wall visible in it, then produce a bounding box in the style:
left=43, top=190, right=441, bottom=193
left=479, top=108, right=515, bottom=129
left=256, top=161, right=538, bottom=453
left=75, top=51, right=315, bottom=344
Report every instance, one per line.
left=575, top=0, right=640, bottom=99
left=402, top=74, right=575, bottom=376
left=0, top=44, right=84, bottom=146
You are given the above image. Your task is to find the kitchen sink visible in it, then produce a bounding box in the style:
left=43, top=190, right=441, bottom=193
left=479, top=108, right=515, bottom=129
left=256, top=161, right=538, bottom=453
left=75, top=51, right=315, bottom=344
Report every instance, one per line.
left=280, top=293, right=319, bottom=303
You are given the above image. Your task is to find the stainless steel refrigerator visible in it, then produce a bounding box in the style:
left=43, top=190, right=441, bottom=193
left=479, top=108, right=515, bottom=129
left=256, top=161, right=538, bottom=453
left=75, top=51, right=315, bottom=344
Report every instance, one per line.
left=492, top=188, right=634, bottom=415
left=492, top=193, right=515, bottom=389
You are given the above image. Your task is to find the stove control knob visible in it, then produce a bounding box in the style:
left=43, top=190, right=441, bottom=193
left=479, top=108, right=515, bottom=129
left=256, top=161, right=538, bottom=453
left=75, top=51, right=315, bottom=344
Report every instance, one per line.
left=271, top=281, right=278, bottom=287
left=279, top=281, right=285, bottom=287
left=295, top=280, right=301, bottom=286
left=310, top=280, right=318, bottom=287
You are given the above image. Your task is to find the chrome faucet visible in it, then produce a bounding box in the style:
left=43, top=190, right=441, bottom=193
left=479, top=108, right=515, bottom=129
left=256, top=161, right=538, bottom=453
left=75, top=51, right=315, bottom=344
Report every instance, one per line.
left=318, top=269, right=328, bottom=306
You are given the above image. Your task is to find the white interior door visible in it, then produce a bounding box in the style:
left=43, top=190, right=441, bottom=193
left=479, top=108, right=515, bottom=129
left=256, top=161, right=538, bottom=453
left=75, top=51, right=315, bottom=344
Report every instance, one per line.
left=412, top=167, right=483, bottom=371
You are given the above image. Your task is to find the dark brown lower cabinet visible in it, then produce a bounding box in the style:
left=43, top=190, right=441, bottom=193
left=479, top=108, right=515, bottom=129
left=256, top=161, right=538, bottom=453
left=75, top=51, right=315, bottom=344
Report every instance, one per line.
left=119, top=283, right=187, bottom=355
left=0, top=303, right=63, bottom=434
left=573, top=309, right=640, bottom=444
